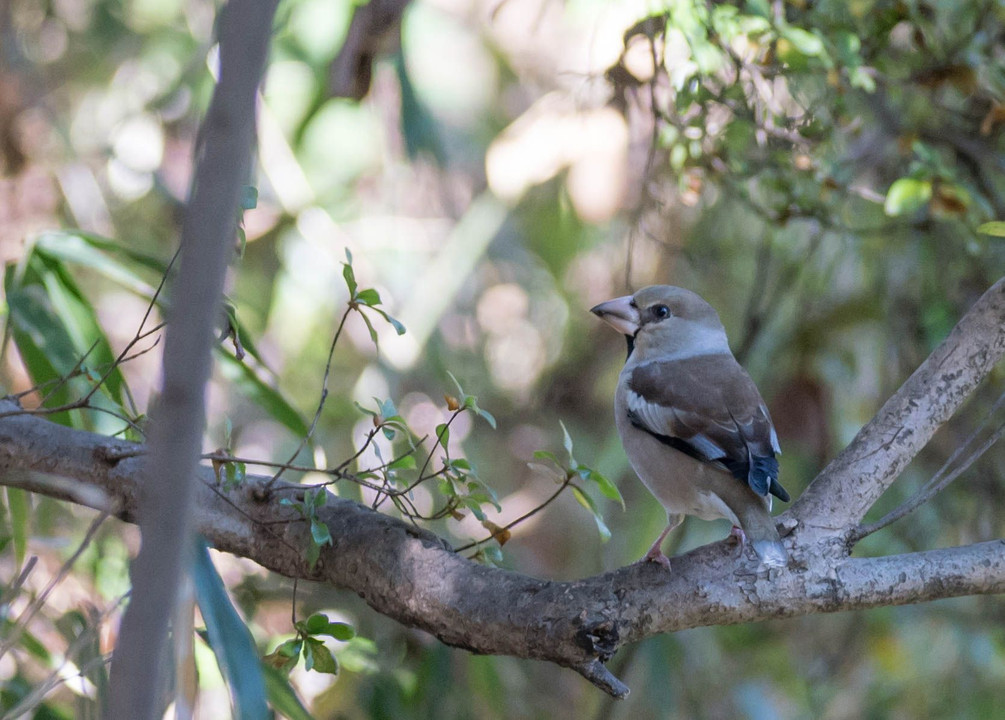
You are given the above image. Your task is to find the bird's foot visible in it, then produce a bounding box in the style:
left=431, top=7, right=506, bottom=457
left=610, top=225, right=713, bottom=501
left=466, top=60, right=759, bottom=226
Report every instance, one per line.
left=639, top=546, right=672, bottom=570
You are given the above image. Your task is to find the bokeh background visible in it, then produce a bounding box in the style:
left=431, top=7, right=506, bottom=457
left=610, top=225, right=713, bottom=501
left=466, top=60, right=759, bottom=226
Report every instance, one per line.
left=2, top=0, right=1005, bottom=717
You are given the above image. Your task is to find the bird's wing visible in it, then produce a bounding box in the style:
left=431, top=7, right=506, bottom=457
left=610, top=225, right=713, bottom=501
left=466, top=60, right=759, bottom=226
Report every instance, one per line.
left=626, top=355, right=789, bottom=501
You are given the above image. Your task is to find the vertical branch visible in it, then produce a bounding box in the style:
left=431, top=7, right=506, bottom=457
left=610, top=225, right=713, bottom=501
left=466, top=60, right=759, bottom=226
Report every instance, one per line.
left=106, top=3, right=280, bottom=719
left=792, top=277, right=1005, bottom=535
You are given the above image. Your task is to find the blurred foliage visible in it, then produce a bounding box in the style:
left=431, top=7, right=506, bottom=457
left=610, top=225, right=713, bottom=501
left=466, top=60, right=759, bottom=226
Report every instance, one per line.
left=1, top=0, right=1005, bottom=718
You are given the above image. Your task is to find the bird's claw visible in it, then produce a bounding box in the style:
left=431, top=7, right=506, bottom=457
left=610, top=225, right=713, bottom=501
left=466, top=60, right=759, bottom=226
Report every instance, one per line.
left=639, top=547, right=672, bottom=570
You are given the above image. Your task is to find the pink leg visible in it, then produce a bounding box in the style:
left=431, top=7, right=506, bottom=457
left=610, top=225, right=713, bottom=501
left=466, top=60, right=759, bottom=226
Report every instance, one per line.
left=729, top=525, right=746, bottom=558
left=639, top=514, right=683, bottom=569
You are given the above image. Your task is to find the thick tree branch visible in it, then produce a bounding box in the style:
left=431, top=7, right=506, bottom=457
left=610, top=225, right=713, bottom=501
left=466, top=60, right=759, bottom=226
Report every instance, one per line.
left=1, top=275, right=1003, bottom=699
left=791, top=277, right=1005, bottom=536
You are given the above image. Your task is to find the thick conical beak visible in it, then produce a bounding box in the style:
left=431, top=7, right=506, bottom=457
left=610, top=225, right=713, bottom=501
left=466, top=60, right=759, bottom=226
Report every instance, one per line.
left=590, top=295, right=639, bottom=336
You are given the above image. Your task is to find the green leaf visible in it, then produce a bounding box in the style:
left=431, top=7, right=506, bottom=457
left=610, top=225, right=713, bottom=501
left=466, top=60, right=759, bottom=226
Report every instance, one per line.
left=310, top=518, right=332, bottom=548
left=5, top=252, right=130, bottom=428
left=306, top=540, right=321, bottom=569
left=581, top=467, right=624, bottom=510
left=6, top=488, right=29, bottom=570
left=192, top=539, right=270, bottom=720
left=559, top=420, right=577, bottom=469
left=462, top=393, right=497, bottom=429
left=342, top=261, right=358, bottom=298
left=355, top=288, right=381, bottom=306
left=387, top=454, right=417, bottom=470
left=479, top=545, right=504, bottom=566
left=264, top=638, right=302, bottom=674
left=304, top=613, right=330, bottom=634
left=320, top=622, right=355, bottom=642
left=977, top=221, right=1005, bottom=237
left=375, top=308, right=406, bottom=335
left=37, top=230, right=167, bottom=275
left=476, top=407, right=496, bottom=429
left=884, top=177, right=932, bottom=216
left=780, top=26, right=826, bottom=57
left=358, top=309, right=379, bottom=344
left=572, top=486, right=611, bottom=542
left=240, top=185, right=259, bottom=211
left=435, top=423, right=450, bottom=449
left=303, top=637, right=339, bottom=674
left=222, top=461, right=246, bottom=489
left=35, top=232, right=160, bottom=296
left=262, top=664, right=315, bottom=720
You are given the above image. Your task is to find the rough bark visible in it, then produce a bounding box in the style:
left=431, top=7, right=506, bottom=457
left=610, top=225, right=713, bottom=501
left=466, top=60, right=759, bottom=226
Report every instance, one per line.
left=1, top=276, right=1004, bottom=698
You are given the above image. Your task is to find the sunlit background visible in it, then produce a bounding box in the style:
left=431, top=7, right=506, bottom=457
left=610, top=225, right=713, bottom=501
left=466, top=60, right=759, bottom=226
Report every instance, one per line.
left=2, top=0, right=1005, bottom=717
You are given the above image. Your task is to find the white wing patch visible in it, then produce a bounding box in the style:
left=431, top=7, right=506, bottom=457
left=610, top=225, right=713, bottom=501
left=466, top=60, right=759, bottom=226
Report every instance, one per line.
left=626, top=389, right=727, bottom=461
left=762, top=403, right=781, bottom=454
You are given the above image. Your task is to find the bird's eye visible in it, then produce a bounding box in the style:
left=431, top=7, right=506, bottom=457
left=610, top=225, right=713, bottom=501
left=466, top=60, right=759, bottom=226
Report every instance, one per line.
left=652, top=304, right=670, bottom=319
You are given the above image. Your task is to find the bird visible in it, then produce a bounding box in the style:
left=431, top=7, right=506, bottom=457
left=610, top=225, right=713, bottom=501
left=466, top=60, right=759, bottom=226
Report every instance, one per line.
left=591, top=285, right=790, bottom=568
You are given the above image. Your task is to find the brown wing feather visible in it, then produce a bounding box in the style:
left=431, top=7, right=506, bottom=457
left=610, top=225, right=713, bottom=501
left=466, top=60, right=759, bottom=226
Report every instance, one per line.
left=628, top=356, right=785, bottom=498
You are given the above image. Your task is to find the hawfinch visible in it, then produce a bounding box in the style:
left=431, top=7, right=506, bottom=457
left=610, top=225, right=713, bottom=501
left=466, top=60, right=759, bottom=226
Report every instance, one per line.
left=591, top=286, right=790, bottom=568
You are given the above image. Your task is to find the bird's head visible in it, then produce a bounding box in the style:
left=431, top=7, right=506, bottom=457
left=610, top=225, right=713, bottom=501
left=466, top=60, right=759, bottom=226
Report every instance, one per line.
left=590, top=285, right=730, bottom=360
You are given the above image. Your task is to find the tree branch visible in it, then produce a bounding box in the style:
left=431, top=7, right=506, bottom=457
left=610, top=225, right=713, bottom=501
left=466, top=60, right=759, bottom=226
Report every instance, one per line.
left=106, top=2, right=279, bottom=718
left=1, top=277, right=1003, bottom=700
left=790, top=277, right=1005, bottom=536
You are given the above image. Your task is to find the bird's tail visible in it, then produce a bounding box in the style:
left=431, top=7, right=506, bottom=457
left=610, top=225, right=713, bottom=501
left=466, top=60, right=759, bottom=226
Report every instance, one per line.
left=740, top=506, right=788, bottom=568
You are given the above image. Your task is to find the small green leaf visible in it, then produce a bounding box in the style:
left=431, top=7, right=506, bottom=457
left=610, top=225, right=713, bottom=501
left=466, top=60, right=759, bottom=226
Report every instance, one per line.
left=307, top=491, right=325, bottom=513
left=355, top=288, right=381, bottom=306
left=372, top=307, right=406, bottom=335
left=310, top=518, right=332, bottom=548
left=303, top=637, right=339, bottom=674
left=480, top=545, right=503, bottom=566
left=559, top=421, right=577, bottom=469
left=572, top=486, right=611, bottom=542
left=780, top=26, right=826, bottom=57
left=263, top=639, right=302, bottom=674
left=884, top=177, right=932, bottom=216
left=304, top=613, right=330, bottom=635
left=240, top=185, right=259, bottom=211
left=321, top=622, right=356, bottom=642
left=387, top=454, right=417, bottom=470
left=435, top=423, right=450, bottom=449
left=462, top=394, right=497, bottom=429
left=581, top=467, right=624, bottom=509
left=463, top=498, right=487, bottom=522
left=977, top=221, right=1005, bottom=237
left=223, top=461, right=246, bottom=489
left=342, top=262, right=358, bottom=298
left=359, top=310, right=379, bottom=344
left=476, top=407, right=497, bottom=429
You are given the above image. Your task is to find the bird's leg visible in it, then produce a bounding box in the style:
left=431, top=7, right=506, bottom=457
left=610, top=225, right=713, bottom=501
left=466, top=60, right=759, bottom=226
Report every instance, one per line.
left=728, top=525, right=746, bottom=558
left=640, top=514, right=683, bottom=569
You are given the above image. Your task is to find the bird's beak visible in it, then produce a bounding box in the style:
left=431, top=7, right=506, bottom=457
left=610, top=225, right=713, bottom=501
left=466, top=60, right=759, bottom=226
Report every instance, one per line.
left=590, top=295, right=639, bottom=336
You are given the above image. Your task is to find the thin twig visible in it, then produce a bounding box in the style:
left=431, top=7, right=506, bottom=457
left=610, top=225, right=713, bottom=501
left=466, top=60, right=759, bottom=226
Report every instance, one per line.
left=453, top=475, right=575, bottom=553
left=266, top=306, right=353, bottom=490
